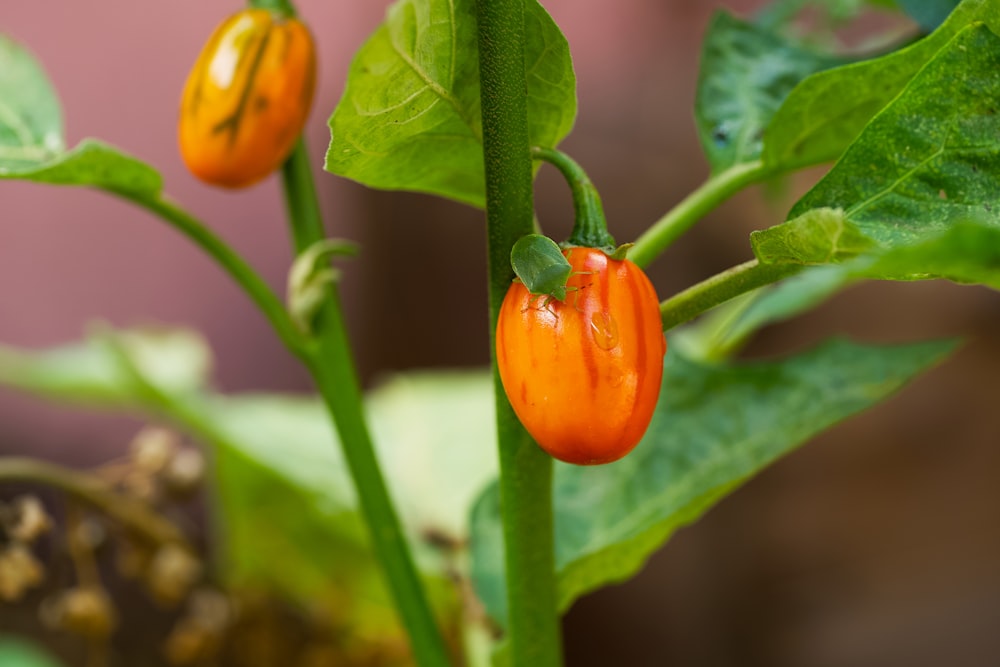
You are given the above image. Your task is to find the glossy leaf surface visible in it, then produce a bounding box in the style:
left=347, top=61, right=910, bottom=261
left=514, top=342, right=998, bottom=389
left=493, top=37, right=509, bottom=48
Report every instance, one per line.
left=762, top=0, right=999, bottom=170
left=325, top=0, right=575, bottom=207
left=754, top=24, right=1000, bottom=264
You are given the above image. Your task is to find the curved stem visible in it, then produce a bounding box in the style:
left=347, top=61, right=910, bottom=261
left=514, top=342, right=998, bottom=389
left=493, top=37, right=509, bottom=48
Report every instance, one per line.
left=478, top=3, right=563, bottom=666
left=0, top=457, right=190, bottom=548
left=629, top=160, right=771, bottom=268
left=110, top=190, right=309, bottom=362
left=278, top=140, right=452, bottom=666
left=660, top=259, right=801, bottom=331
left=531, top=146, right=614, bottom=249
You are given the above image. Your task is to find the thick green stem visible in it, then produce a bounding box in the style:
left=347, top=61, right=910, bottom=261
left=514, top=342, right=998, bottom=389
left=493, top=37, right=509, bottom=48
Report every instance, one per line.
left=660, top=259, right=802, bottom=331
left=478, top=2, right=563, bottom=666
left=278, top=141, right=451, bottom=666
left=629, top=160, right=771, bottom=268
left=110, top=190, right=308, bottom=361
left=531, top=146, right=614, bottom=249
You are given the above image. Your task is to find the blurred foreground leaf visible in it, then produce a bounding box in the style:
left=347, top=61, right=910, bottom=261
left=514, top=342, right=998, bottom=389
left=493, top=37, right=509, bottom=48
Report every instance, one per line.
left=0, top=328, right=496, bottom=610
left=0, top=637, right=65, bottom=667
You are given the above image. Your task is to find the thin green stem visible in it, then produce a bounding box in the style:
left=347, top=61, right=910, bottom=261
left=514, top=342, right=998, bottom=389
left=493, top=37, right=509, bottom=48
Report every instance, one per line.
left=531, top=146, right=614, bottom=249
left=0, top=457, right=190, bottom=548
left=109, top=190, right=308, bottom=361
left=277, top=141, right=451, bottom=666
left=280, top=139, right=326, bottom=250
left=629, top=160, right=771, bottom=268
left=478, top=2, right=563, bottom=666
left=660, top=259, right=802, bottom=331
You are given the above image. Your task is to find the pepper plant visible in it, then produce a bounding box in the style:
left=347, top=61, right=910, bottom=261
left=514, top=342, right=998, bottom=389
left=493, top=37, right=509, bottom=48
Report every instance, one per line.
left=1, top=0, right=998, bottom=665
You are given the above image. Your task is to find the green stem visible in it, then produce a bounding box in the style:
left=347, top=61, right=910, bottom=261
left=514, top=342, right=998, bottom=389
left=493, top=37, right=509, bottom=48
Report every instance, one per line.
left=248, top=0, right=297, bottom=18
left=531, top=146, right=614, bottom=249
left=629, top=160, right=771, bottom=268
left=660, top=259, right=801, bottom=331
left=110, top=190, right=308, bottom=361
left=278, top=141, right=451, bottom=667
left=478, top=2, right=563, bottom=666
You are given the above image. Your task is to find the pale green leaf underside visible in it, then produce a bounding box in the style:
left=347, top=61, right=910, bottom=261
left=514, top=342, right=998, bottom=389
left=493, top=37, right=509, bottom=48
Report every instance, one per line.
left=763, top=0, right=1000, bottom=170
left=470, top=338, right=954, bottom=628
left=326, top=0, right=576, bottom=208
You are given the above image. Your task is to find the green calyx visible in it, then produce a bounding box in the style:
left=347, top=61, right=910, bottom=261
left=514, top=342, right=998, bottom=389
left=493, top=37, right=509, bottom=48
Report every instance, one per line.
left=531, top=146, right=616, bottom=251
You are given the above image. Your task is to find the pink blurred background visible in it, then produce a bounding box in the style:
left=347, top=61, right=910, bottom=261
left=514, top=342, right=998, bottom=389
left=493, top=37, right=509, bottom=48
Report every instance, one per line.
left=3, top=1, right=1000, bottom=665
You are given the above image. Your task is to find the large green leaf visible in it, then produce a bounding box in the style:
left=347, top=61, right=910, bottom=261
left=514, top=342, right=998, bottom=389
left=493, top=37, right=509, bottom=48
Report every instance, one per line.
left=325, top=0, right=575, bottom=208
left=762, top=0, right=1000, bottom=170
left=0, top=34, right=160, bottom=195
left=754, top=24, right=1000, bottom=263
left=0, top=328, right=497, bottom=605
left=695, top=11, right=843, bottom=173
left=470, top=338, right=954, bottom=628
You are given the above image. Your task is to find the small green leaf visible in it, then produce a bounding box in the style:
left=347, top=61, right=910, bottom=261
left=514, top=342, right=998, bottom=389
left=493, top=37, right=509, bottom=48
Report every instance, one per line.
left=695, top=11, right=843, bottom=173
left=0, top=637, right=65, bottom=667
left=763, top=0, right=1000, bottom=170
left=510, top=234, right=571, bottom=299
left=751, top=207, right=877, bottom=264
left=0, top=35, right=161, bottom=195
left=325, top=0, right=575, bottom=208
left=0, top=138, right=162, bottom=195
left=0, top=35, right=64, bottom=166
left=470, top=338, right=954, bottom=628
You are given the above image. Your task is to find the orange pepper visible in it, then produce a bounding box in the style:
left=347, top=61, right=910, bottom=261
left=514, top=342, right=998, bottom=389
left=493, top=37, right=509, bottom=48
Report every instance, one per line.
left=497, top=247, right=666, bottom=465
left=179, top=9, right=316, bottom=188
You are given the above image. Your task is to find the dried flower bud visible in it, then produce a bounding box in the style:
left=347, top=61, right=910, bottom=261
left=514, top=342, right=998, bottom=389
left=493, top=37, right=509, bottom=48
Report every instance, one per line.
left=115, top=536, right=153, bottom=580
left=41, top=586, right=117, bottom=639
left=147, top=544, right=201, bottom=606
left=161, top=448, right=206, bottom=499
left=7, top=496, right=52, bottom=544
left=130, top=427, right=179, bottom=473
left=164, top=590, right=231, bottom=666
left=0, top=544, right=45, bottom=601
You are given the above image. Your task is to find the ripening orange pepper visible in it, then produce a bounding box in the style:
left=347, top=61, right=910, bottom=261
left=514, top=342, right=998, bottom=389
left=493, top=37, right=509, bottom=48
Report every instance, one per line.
left=178, top=9, right=316, bottom=188
left=496, top=246, right=666, bottom=465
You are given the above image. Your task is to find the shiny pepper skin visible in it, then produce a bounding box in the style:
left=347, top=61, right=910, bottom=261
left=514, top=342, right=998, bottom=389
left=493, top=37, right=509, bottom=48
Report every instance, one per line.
left=179, top=9, right=316, bottom=188
left=497, top=247, right=666, bottom=465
